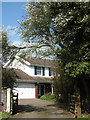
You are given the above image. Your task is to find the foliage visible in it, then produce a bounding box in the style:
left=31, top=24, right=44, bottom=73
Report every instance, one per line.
left=1, top=30, right=17, bottom=88
left=0, top=112, right=10, bottom=120
left=2, top=68, right=16, bottom=88
left=53, top=66, right=75, bottom=105
left=2, top=30, right=17, bottom=64
left=76, top=113, right=90, bottom=119
left=40, top=92, right=56, bottom=102
left=2, top=30, right=10, bottom=63
left=18, top=2, right=89, bottom=57
left=64, top=43, right=90, bottom=78
left=18, top=2, right=90, bottom=77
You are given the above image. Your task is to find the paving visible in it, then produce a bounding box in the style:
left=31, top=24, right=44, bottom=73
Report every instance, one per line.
left=9, top=99, right=74, bottom=118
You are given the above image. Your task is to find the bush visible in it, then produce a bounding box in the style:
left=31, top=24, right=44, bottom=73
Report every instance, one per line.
left=40, top=92, right=56, bottom=102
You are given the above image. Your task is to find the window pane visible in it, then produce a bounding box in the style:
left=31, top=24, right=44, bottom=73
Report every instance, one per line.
left=37, top=67, right=41, bottom=75
left=37, top=71, right=41, bottom=75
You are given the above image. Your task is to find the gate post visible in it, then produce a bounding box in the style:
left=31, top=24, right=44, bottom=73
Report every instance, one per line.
left=10, top=92, right=13, bottom=114
left=6, top=88, right=11, bottom=113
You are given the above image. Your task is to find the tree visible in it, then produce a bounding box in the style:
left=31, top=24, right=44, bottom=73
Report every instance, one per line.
left=16, top=2, right=90, bottom=111
left=2, top=30, right=17, bottom=88
left=2, top=30, right=17, bottom=64
left=2, top=68, right=16, bottom=89
left=17, top=2, right=89, bottom=57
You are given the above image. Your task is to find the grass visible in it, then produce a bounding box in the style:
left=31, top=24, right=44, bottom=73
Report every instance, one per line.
left=75, top=114, right=90, bottom=120
left=0, top=112, right=10, bottom=120
left=40, top=92, right=56, bottom=102
left=75, top=118, right=89, bottom=120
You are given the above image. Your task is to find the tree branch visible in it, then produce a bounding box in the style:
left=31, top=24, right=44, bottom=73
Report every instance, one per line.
left=9, top=43, right=56, bottom=53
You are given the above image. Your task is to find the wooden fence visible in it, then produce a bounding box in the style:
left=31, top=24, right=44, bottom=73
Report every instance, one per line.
left=2, top=88, right=18, bottom=114
left=70, top=95, right=75, bottom=114
left=11, top=91, right=18, bottom=114
left=70, top=95, right=81, bottom=118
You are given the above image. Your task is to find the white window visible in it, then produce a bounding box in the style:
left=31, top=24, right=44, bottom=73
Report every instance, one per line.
left=37, top=67, right=41, bottom=75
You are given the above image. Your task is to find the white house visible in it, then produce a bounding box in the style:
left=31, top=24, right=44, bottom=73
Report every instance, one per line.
left=4, top=55, right=57, bottom=99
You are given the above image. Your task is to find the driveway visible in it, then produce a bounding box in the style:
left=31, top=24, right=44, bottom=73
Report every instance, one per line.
left=9, top=99, right=74, bottom=118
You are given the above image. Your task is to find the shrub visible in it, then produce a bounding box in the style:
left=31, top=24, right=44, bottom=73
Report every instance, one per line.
left=40, top=92, right=56, bottom=102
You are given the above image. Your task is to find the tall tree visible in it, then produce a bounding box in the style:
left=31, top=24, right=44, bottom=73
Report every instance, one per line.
left=17, top=2, right=90, bottom=111
left=2, top=68, right=16, bottom=88
left=2, top=30, right=17, bottom=88
left=17, top=2, right=89, bottom=57
left=2, top=30, right=17, bottom=64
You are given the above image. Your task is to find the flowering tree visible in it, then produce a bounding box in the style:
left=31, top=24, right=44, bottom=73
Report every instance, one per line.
left=7, top=2, right=90, bottom=111
left=17, top=2, right=90, bottom=78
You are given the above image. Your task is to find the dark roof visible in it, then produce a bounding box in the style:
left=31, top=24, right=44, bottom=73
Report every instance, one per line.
left=23, top=57, right=58, bottom=68
left=14, top=69, right=53, bottom=83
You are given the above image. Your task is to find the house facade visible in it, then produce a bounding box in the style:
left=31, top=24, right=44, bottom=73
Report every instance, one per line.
left=4, top=55, right=57, bottom=99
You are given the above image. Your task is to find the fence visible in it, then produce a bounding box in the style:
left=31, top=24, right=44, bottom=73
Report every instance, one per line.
left=2, top=88, right=18, bottom=114
left=70, top=95, right=81, bottom=118
left=11, top=92, right=18, bottom=114
left=70, top=95, right=75, bottom=114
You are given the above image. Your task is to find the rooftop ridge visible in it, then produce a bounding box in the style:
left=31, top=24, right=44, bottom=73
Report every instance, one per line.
left=18, top=55, right=58, bottom=68
left=18, top=55, right=55, bottom=61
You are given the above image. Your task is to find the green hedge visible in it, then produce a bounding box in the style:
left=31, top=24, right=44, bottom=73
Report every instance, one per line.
left=40, top=92, right=56, bottom=102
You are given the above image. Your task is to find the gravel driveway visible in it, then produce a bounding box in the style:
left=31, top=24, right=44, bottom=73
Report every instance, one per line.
left=9, top=99, right=74, bottom=118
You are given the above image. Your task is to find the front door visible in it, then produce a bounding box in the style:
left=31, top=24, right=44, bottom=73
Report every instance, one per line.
left=38, top=84, right=45, bottom=97
left=41, top=85, right=44, bottom=96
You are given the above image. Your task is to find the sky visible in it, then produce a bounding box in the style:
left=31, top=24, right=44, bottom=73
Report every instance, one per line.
left=1, top=1, right=54, bottom=59
left=2, top=2, right=27, bottom=46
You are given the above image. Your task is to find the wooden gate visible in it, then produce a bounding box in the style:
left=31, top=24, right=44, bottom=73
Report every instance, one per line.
left=10, top=91, right=18, bottom=114
left=70, top=95, right=81, bottom=118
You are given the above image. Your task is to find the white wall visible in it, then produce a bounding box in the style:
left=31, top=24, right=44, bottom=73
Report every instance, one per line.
left=9, top=58, right=34, bottom=76
left=45, top=67, right=49, bottom=77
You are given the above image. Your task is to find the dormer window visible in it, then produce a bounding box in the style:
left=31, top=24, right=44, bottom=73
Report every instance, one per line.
left=37, top=67, right=41, bottom=75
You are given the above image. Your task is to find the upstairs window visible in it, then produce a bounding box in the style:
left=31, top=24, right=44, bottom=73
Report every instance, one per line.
left=49, top=68, right=54, bottom=76
left=49, top=68, right=51, bottom=76
left=37, top=67, right=41, bottom=75
left=42, top=67, right=45, bottom=76
left=34, top=66, right=37, bottom=75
